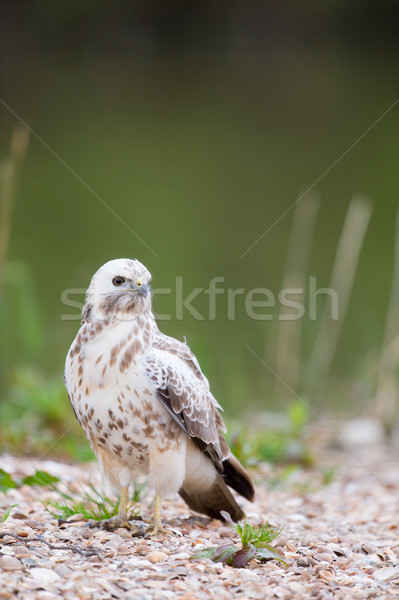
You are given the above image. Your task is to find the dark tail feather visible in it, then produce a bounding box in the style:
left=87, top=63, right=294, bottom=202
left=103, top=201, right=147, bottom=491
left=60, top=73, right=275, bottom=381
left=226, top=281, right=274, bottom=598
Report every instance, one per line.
left=222, top=455, right=255, bottom=501
left=179, top=476, right=245, bottom=523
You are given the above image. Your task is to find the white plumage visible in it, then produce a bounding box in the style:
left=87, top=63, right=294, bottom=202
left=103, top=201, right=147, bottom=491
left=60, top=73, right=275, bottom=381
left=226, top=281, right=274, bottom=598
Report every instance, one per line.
left=65, top=258, right=254, bottom=534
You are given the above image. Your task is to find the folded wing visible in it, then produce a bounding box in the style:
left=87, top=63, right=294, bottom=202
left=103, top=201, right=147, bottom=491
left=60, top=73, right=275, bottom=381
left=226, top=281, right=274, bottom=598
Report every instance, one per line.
left=144, top=334, right=254, bottom=521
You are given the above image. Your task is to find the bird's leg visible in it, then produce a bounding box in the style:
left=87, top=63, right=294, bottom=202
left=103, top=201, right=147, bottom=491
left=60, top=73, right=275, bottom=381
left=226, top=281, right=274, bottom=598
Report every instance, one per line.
left=117, top=485, right=129, bottom=521
left=144, top=493, right=167, bottom=537
left=92, top=485, right=142, bottom=532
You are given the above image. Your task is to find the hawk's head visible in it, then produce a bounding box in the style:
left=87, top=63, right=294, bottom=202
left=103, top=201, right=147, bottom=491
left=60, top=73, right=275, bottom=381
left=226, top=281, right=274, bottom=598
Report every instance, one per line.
left=83, top=258, right=152, bottom=322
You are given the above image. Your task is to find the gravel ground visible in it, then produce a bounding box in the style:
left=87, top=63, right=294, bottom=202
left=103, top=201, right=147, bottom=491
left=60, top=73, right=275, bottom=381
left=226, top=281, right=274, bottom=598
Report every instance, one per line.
left=0, top=448, right=398, bottom=600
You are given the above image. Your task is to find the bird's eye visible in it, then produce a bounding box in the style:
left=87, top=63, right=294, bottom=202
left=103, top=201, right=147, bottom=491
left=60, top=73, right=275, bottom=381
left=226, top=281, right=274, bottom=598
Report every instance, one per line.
left=112, top=276, right=125, bottom=287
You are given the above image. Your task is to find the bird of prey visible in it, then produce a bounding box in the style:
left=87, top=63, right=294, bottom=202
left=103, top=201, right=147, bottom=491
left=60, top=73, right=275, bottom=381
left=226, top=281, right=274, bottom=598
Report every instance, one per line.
left=65, top=259, right=254, bottom=535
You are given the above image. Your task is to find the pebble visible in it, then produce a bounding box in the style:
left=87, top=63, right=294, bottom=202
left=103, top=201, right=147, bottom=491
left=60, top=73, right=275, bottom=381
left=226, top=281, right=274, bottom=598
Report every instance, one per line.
left=326, top=543, right=348, bottom=556
left=146, top=550, right=168, bottom=563
left=367, top=553, right=384, bottom=566
left=35, top=593, right=60, bottom=600
left=1, top=451, right=399, bottom=598
left=0, top=556, right=22, bottom=571
left=374, top=565, right=399, bottom=582
left=30, top=567, right=61, bottom=585
left=316, top=552, right=333, bottom=562
left=13, top=545, right=30, bottom=554
left=81, top=528, right=93, bottom=539
left=12, top=512, right=28, bottom=520
left=25, top=519, right=47, bottom=529
left=0, top=546, right=15, bottom=556
left=361, top=542, right=377, bottom=555
left=21, top=557, right=39, bottom=567
left=53, top=564, right=73, bottom=577
left=58, top=528, right=82, bottom=540
left=296, top=556, right=314, bottom=567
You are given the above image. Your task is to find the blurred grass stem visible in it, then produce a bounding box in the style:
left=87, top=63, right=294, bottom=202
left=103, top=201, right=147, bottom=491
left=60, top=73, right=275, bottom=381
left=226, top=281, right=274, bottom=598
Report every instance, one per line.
left=308, top=195, right=372, bottom=381
left=273, top=193, right=319, bottom=395
left=375, top=205, right=399, bottom=427
left=0, top=124, right=30, bottom=296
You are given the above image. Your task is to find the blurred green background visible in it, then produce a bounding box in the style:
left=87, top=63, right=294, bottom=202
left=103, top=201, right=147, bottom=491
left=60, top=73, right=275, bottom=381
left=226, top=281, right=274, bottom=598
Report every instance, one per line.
left=1, top=1, right=399, bottom=461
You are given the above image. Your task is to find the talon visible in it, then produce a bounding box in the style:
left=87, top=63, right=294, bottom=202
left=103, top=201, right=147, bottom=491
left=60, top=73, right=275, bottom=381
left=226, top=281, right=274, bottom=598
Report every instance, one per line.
left=101, top=517, right=132, bottom=531
left=87, top=519, right=100, bottom=529
left=87, top=516, right=133, bottom=531
left=130, top=522, right=150, bottom=537
left=144, top=523, right=168, bottom=538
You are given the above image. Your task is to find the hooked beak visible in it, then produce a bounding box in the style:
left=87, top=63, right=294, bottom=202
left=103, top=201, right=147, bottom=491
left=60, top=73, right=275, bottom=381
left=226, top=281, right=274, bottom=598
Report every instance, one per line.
left=136, top=282, right=149, bottom=298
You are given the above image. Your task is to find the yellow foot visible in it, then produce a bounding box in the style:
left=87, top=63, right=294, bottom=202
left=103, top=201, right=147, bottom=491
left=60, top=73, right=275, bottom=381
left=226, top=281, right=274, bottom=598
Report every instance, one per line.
left=88, top=517, right=146, bottom=533
left=144, top=522, right=168, bottom=538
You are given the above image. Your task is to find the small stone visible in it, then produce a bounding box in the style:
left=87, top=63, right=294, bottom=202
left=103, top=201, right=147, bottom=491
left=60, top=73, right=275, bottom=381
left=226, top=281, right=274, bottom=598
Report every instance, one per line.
left=135, top=543, right=150, bottom=554
left=364, top=566, right=376, bottom=574
left=114, top=528, right=132, bottom=537
left=35, top=593, right=59, bottom=600
left=58, top=528, right=81, bottom=540
left=81, top=528, right=93, bottom=539
left=172, top=552, right=189, bottom=559
left=25, top=519, right=46, bottom=529
left=12, top=512, right=28, bottom=520
left=336, top=574, right=354, bottom=585
left=316, top=568, right=336, bottom=582
left=146, top=550, right=168, bottom=563
left=374, top=565, right=399, bottom=582
left=93, top=530, right=110, bottom=542
left=297, top=556, right=314, bottom=567
left=13, top=545, right=30, bottom=554
left=53, top=564, right=72, bottom=577
left=21, top=557, right=38, bottom=567
left=16, top=530, right=29, bottom=537
left=326, top=543, right=348, bottom=557
left=0, top=556, right=22, bottom=571
left=30, top=567, right=61, bottom=585
left=66, top=513, right=86, bottom=522
left=288, top=582, right=305, bottom=593
left=367, top=553, right=384, bottom=566
left=317, top=552, right=333, bottom=562
left=0, top=546, right=15, bottom=556
left=361, top=542, right=377, bottom=555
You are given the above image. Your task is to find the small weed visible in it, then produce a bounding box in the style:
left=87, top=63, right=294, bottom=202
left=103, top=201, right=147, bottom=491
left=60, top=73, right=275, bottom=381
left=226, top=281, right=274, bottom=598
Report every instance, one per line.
left=0, top=469, right=15, bottom=492
left=0, top=468, right=59, bottom=492
left=191, top=511, right=287, bottom=568
left=321, top=466, right=337, bottom=485
left=1, top=504, right=18, bottom=523
left=43, top=482, right=143, bottom=522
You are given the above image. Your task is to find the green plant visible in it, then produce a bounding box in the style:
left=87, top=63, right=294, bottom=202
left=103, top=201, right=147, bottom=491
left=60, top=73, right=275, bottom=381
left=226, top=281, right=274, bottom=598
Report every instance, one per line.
left=191, top=511, right=286, bottom=568
left=1, top=504, right=18, bottom=523
left=320, top=466, right=337, bottom=485
left=0, top=468, right=59, bottom=492
left=43, top=482, right=142, bottom=522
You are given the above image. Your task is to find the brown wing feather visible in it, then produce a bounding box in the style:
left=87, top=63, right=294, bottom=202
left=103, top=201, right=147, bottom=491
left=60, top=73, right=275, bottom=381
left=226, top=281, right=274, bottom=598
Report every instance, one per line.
left=145, top=333, right=227, bottom=472
left=152, top=333, right=210, bottom=386
left=154, top=368, right=225, bottom=472
left=146, top=333, right=255, bottom=505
